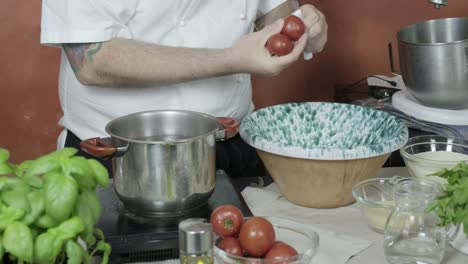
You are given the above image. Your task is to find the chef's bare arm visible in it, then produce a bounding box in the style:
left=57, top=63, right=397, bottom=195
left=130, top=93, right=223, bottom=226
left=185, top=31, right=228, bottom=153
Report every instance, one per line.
left=62, top=21, right=307, bottom=88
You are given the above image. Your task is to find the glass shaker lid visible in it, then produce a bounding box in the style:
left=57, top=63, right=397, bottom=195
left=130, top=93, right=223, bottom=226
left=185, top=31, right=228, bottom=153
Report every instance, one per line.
left=179, top=218, right=213, bottom=254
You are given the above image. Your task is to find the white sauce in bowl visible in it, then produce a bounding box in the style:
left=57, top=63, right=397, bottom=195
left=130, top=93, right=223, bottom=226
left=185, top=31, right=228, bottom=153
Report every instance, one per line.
left=406, top=151, right=468, bottom=184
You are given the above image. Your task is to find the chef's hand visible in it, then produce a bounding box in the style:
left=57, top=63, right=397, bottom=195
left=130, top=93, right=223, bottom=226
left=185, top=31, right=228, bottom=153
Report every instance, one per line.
left=228, top=19, right=307, bottom=76
left=301, top=4, right=328, bottom=53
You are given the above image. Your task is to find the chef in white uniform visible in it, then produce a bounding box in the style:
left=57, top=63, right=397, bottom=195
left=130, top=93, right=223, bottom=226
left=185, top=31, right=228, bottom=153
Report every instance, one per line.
left=40, top=0, right=328, bottom=177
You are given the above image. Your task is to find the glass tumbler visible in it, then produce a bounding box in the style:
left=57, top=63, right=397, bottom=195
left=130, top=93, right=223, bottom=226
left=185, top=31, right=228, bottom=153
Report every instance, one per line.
left=384, top=178, right=447, bottom=264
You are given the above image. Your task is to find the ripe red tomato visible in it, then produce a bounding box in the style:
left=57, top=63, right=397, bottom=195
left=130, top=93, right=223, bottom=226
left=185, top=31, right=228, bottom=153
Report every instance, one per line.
left=281, top=15, right=306, bottom=41
left=239, top=217, right=275, bottom=257
left=217, top=237, right=243, bottom=257
left=265, top=241, right=298, bottom=261
left=210, top=205, right=244, bottom=237
left=266, top=33, right=294, bottom=56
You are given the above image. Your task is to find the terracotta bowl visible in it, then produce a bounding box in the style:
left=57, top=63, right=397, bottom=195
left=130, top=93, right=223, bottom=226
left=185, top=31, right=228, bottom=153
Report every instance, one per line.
left=240, top=102, right=408, bottom=208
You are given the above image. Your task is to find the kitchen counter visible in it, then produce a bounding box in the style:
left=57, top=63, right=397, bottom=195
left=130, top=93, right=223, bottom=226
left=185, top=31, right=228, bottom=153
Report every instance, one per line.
left=240, top=167, right=468, bottom=264
left=349, top=239, right=466, bottom=264
left=113, top=167, right=468, bottom=264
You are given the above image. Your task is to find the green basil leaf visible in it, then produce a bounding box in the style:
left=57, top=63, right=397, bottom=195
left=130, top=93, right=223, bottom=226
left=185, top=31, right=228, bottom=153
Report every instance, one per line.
left=3, top=177, right=31, bottom=193
left=0, top=164, right=13, bottom=175
left=83, top=191, right=101, bottom=223
left=44, top=172, right=79, bottom=222
left=66, top=157, right=97, bottom=190
left=41, top=148, right=78, bottom=162
left=30, top=226, right=39, bottom=240
left=94, top=228, right=105, bottom=240
left=65, top=240, right=83, bottom=264
left=0, top=204, right=25, bottom=230
left=87, top=159, right=109, bottom=187
left=1, top=190, right=30, bottom=213
left=34, top=231, right=63, bottom=263
left=95, top=241, right=111, bottom=264
left=82, top=232, right=96, bottom=247
left=0, top=235, right=4, bottom=261
left=22, top=191, right=45, bottom=225
left=55, top=147, right=79, bottom=159
left=0, top=148, right=9, bottom=163
left=23, top=173, right=44, bottom=188
left=74, top=192, right=100, bottom=245
left=24, top=159, right=60, bottom=179
left=14, top=160, right=34, bottom=177
left=35, top=214, right=60, bottom=229
left=3, top=221, right=33, bottom=262
left=56, top=216, right=85, bottom=241
left=0, top=177, right=6, bottom=190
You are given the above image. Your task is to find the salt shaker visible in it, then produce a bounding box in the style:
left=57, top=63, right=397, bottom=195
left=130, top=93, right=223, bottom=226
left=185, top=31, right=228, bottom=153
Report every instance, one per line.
left=179, top=218, right=214, bottom=264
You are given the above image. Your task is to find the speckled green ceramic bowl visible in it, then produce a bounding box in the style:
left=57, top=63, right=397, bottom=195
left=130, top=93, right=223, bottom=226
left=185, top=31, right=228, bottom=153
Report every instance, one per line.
left=240, top=102, right=408, bottom=208
left=241, top=102, right=408, bottom=160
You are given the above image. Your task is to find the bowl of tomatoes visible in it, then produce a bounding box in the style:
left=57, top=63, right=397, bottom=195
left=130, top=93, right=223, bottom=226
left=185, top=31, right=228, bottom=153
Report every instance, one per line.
left=211, top=205, right=319, bottom=264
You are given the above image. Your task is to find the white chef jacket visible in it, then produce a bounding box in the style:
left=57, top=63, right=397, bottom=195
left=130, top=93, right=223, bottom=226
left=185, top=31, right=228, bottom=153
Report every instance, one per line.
left=40, top=0, right=287, bottom=146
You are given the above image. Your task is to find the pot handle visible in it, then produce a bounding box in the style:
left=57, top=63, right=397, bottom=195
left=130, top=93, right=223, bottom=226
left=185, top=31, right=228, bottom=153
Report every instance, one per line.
left=80, top=137, right=128, bottom=159
left=215, top=117, right=241, bottom=141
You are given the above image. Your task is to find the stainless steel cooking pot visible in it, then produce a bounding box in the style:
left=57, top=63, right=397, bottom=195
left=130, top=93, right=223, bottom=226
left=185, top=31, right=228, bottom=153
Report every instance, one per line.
left=80, top=110, right=240, bottom=217
left=397, top=17, right=468, bottom=109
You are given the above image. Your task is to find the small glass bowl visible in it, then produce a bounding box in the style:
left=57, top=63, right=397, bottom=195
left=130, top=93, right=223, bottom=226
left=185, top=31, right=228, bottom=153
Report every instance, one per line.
left=352, top=177, right=398, bottom=233
left=214, top=217, right=319, bottom=264
left=400, top=135, right=468, bottom=184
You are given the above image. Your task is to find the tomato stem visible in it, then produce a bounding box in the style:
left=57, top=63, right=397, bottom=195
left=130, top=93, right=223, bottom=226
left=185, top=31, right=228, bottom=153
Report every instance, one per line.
left=223, top=218, right=234, bottom=229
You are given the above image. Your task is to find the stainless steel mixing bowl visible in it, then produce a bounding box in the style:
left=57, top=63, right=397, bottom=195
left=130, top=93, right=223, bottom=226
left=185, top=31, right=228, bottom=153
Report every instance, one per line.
left=398, top=17, right=468, bottom=109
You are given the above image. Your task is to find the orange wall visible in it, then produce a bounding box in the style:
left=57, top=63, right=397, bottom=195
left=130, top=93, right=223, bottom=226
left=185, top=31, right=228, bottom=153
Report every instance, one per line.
left=0, top=0, right=61, bottom=163
left=1, top=0, right=467, bottom=163
left=252, top=0, right=468, bottom=108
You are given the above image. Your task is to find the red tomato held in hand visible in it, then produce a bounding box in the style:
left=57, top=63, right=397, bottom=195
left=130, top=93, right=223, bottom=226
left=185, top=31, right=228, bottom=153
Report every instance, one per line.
left=281, top=15, right=306, bottom=41
left=210, top=205, right=244, bottom=237
left=239, top=217, right=275, bottom=257
left=265, top=241, right=298, bottom=261
left=266, top=33, right=294, bottom=56
left=217, top=237, right=243, bottom=257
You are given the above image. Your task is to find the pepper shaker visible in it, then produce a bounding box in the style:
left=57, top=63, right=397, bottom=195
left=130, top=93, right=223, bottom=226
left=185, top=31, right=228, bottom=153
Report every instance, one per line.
left=179, top=218, right=214, bottom=264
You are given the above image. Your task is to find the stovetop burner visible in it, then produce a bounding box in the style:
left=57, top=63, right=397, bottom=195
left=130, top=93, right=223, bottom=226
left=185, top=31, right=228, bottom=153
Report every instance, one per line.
left=96, top=170, right=252, bottom=263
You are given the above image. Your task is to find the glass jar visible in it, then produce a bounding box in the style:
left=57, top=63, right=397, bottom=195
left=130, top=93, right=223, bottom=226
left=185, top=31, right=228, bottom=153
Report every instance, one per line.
left=384, top=178, right=447, bottom=264
left=179, top=218, right=214, bottom=264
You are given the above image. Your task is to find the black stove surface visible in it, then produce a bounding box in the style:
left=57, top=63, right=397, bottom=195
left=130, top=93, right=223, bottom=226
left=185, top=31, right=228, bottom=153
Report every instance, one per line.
left=96, top=170, right=252, bottom=263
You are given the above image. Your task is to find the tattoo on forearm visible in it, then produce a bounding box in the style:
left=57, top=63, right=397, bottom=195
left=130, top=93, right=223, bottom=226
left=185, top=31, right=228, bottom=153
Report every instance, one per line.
left=63, top=43, right=103, bottom=73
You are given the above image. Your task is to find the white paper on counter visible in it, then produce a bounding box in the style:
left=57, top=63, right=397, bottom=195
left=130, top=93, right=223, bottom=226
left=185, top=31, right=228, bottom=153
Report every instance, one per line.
left=242, top=184, right=376, bottom=264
